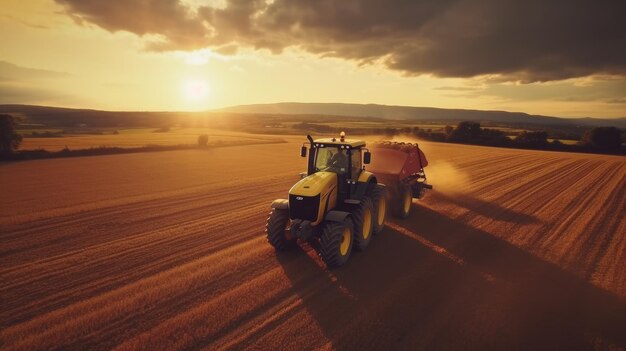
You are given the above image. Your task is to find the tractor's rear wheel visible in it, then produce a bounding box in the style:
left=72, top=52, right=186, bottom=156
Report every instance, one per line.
left=352, top=196, right=374, bottom=251
left=394, top=185, right=412, bottom=219
left=319, top=217, right=354, bottom=268
left=266, top=208, right=296, bottom=250
left=370, top=184, right=387, bottom=235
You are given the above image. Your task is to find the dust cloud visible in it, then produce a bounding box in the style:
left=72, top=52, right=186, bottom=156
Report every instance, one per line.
left=426, top=161, right=471, bottom=195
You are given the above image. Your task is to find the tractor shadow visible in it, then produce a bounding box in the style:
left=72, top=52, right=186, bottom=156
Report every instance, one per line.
left=428, top=191, right=539, bottom=225
left=276, top=205, right=626, bottom=351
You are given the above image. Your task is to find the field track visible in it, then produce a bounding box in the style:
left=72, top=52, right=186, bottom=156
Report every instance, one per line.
left=1, top=140, right=625, bottom=350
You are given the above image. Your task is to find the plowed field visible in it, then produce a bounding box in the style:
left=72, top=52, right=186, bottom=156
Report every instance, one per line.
left=1, top=140, right=625, bottom=350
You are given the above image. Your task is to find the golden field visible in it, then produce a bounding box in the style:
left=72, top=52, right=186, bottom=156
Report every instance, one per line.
left=18, top=128, right=283, bottom=151
left=1, top=137, right=625, bottom=350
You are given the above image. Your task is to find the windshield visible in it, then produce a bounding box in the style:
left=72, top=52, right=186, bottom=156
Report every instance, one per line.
left=315, top=147, right=348, bottom=174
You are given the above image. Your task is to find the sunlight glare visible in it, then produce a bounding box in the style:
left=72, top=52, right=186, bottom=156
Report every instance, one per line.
left=184, top=52, right=209, bottom=65
left=183, top=79, right=211, bottom=101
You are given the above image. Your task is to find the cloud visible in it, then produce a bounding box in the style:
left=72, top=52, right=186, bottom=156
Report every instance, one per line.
left=1, top=14, right=50, bottom=29
left=606, top=98, right=626, bottom=104
left=56, top=0, right=209, bottom=51
left=0, top=61, right=69, bottom=81
left=0, top=82, right=79, bottom=105
left=434, top=86, right=481, bottom=92
left=55, top=0, right=626, bottom=82
left=0, top=62, right=76, bottom=105
left=447, top=77, right=626, bottom=103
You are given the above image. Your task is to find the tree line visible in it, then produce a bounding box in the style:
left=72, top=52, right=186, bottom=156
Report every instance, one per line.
left=295, top=120, right=624, bottom=154
left=406, top=121, right=624, bottom=154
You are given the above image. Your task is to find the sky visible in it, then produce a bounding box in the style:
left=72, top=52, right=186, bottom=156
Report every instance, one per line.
left=1, top=0, right=625, bottom=118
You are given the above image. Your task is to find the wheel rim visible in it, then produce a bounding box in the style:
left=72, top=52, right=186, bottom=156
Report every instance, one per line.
left=340, top=227, right=351, bottom=256
left=403, top=191, right=411, bottom=214
left=377, top=196, right=386, bottom=225
left=363, top=207, right=372, bottom=239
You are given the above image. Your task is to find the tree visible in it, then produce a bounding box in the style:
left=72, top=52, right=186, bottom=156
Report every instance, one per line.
left=514, top=131, right=548, bottom=148
left=582, top=127, right=623, bottom=153
left=0, top=114, right=22, bottom=155
left=550, top=139, right=563, bottom=147
left=448, top=121, right=482, bottom=142
left=384, top=127, right=397, bottom=136
left=481, top=128, right=511, bottom=146
left=197, top=134, right=209, bottom=147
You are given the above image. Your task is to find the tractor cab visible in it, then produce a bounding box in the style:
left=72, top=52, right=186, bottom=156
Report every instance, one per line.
left=301, top=132, right=371, bottom=180
left=300, top=132, right=372, bottom=203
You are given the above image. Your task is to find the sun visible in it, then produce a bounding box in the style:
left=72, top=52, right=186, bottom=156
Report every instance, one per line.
left=183, top=79, right=210, bottom=101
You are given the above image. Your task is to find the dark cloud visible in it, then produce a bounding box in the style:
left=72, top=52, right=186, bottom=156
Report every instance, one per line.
left=55, top=0, right=626, bottom=82
left=55, top=0, right=208, bottom=50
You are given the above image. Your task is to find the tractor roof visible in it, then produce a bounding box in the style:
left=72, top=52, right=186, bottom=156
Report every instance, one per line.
left=313, top=138, right=366, bottom=148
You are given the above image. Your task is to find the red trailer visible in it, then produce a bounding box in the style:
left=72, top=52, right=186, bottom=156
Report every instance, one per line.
left=368, top=141, right=432, bottom=218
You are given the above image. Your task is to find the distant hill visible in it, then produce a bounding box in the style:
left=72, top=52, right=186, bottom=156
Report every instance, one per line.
left=1, top=103, right=624, bottom=129
left=0, top=105, right=207, bottom=128
left=218, top=102, right=626, bottom=128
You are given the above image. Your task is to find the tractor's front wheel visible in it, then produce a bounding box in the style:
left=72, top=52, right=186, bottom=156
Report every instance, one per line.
left=266, top=208, right=296, bottom=250
left=370, top=184, right=387, bottom=235
left=352, top=196, right=374, bottom=251
left=319, top=217, right=354, bottom=268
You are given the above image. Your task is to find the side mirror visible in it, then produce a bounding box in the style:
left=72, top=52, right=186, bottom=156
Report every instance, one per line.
left=300, top=146, right=307, bottom=157
left=364, top=151, right=371, bottom=164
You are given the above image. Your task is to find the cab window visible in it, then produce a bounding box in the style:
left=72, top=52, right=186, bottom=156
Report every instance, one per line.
left=315, top=147, right=348, bottom=174
left=350, top=149, right=362, bottom=179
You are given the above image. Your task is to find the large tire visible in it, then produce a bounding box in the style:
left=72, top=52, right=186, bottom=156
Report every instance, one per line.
left=393, top=185, right=412, bottom=219
left=266, top=208, right=296, bottom=250
left=352, top=196, right=374, bottom=251
left=319, top=217, right=354, bottom=268
left=369, top=184, right=387, bottom=235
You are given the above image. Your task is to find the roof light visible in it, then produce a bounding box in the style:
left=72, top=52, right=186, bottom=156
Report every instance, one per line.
left=340, top=131, right=346, bottom=142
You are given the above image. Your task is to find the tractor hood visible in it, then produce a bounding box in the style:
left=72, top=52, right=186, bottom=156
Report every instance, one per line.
left=288, top=171, right=338, bottom=225
left=289, top=171, right=337, bottom=197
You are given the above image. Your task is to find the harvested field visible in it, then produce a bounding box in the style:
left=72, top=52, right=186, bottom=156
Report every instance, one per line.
left=1, top=140, right=625, bottom=350
left=18, top=128, right=283, bottom=151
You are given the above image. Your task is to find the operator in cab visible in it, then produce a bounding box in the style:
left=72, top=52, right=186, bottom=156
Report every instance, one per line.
left=327, top=149, right=348, bottom=173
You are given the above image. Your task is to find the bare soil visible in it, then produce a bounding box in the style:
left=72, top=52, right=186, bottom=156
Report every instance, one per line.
left=1, top=139, right=625, bottom=350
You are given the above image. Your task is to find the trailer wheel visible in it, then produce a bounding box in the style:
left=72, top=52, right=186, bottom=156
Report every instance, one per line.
left=394, top=185, right=412, bottom=219
left=319, top=217, right=354, bottom=268
left=266, top=208, right=296, bottom=250
left=352, top=196, right=374, bottom=251
left=370, top=184, right=387, bottom=235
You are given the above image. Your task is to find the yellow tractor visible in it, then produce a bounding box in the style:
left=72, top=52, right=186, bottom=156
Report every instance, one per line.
left=266, top=133, right=387, bottom=267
